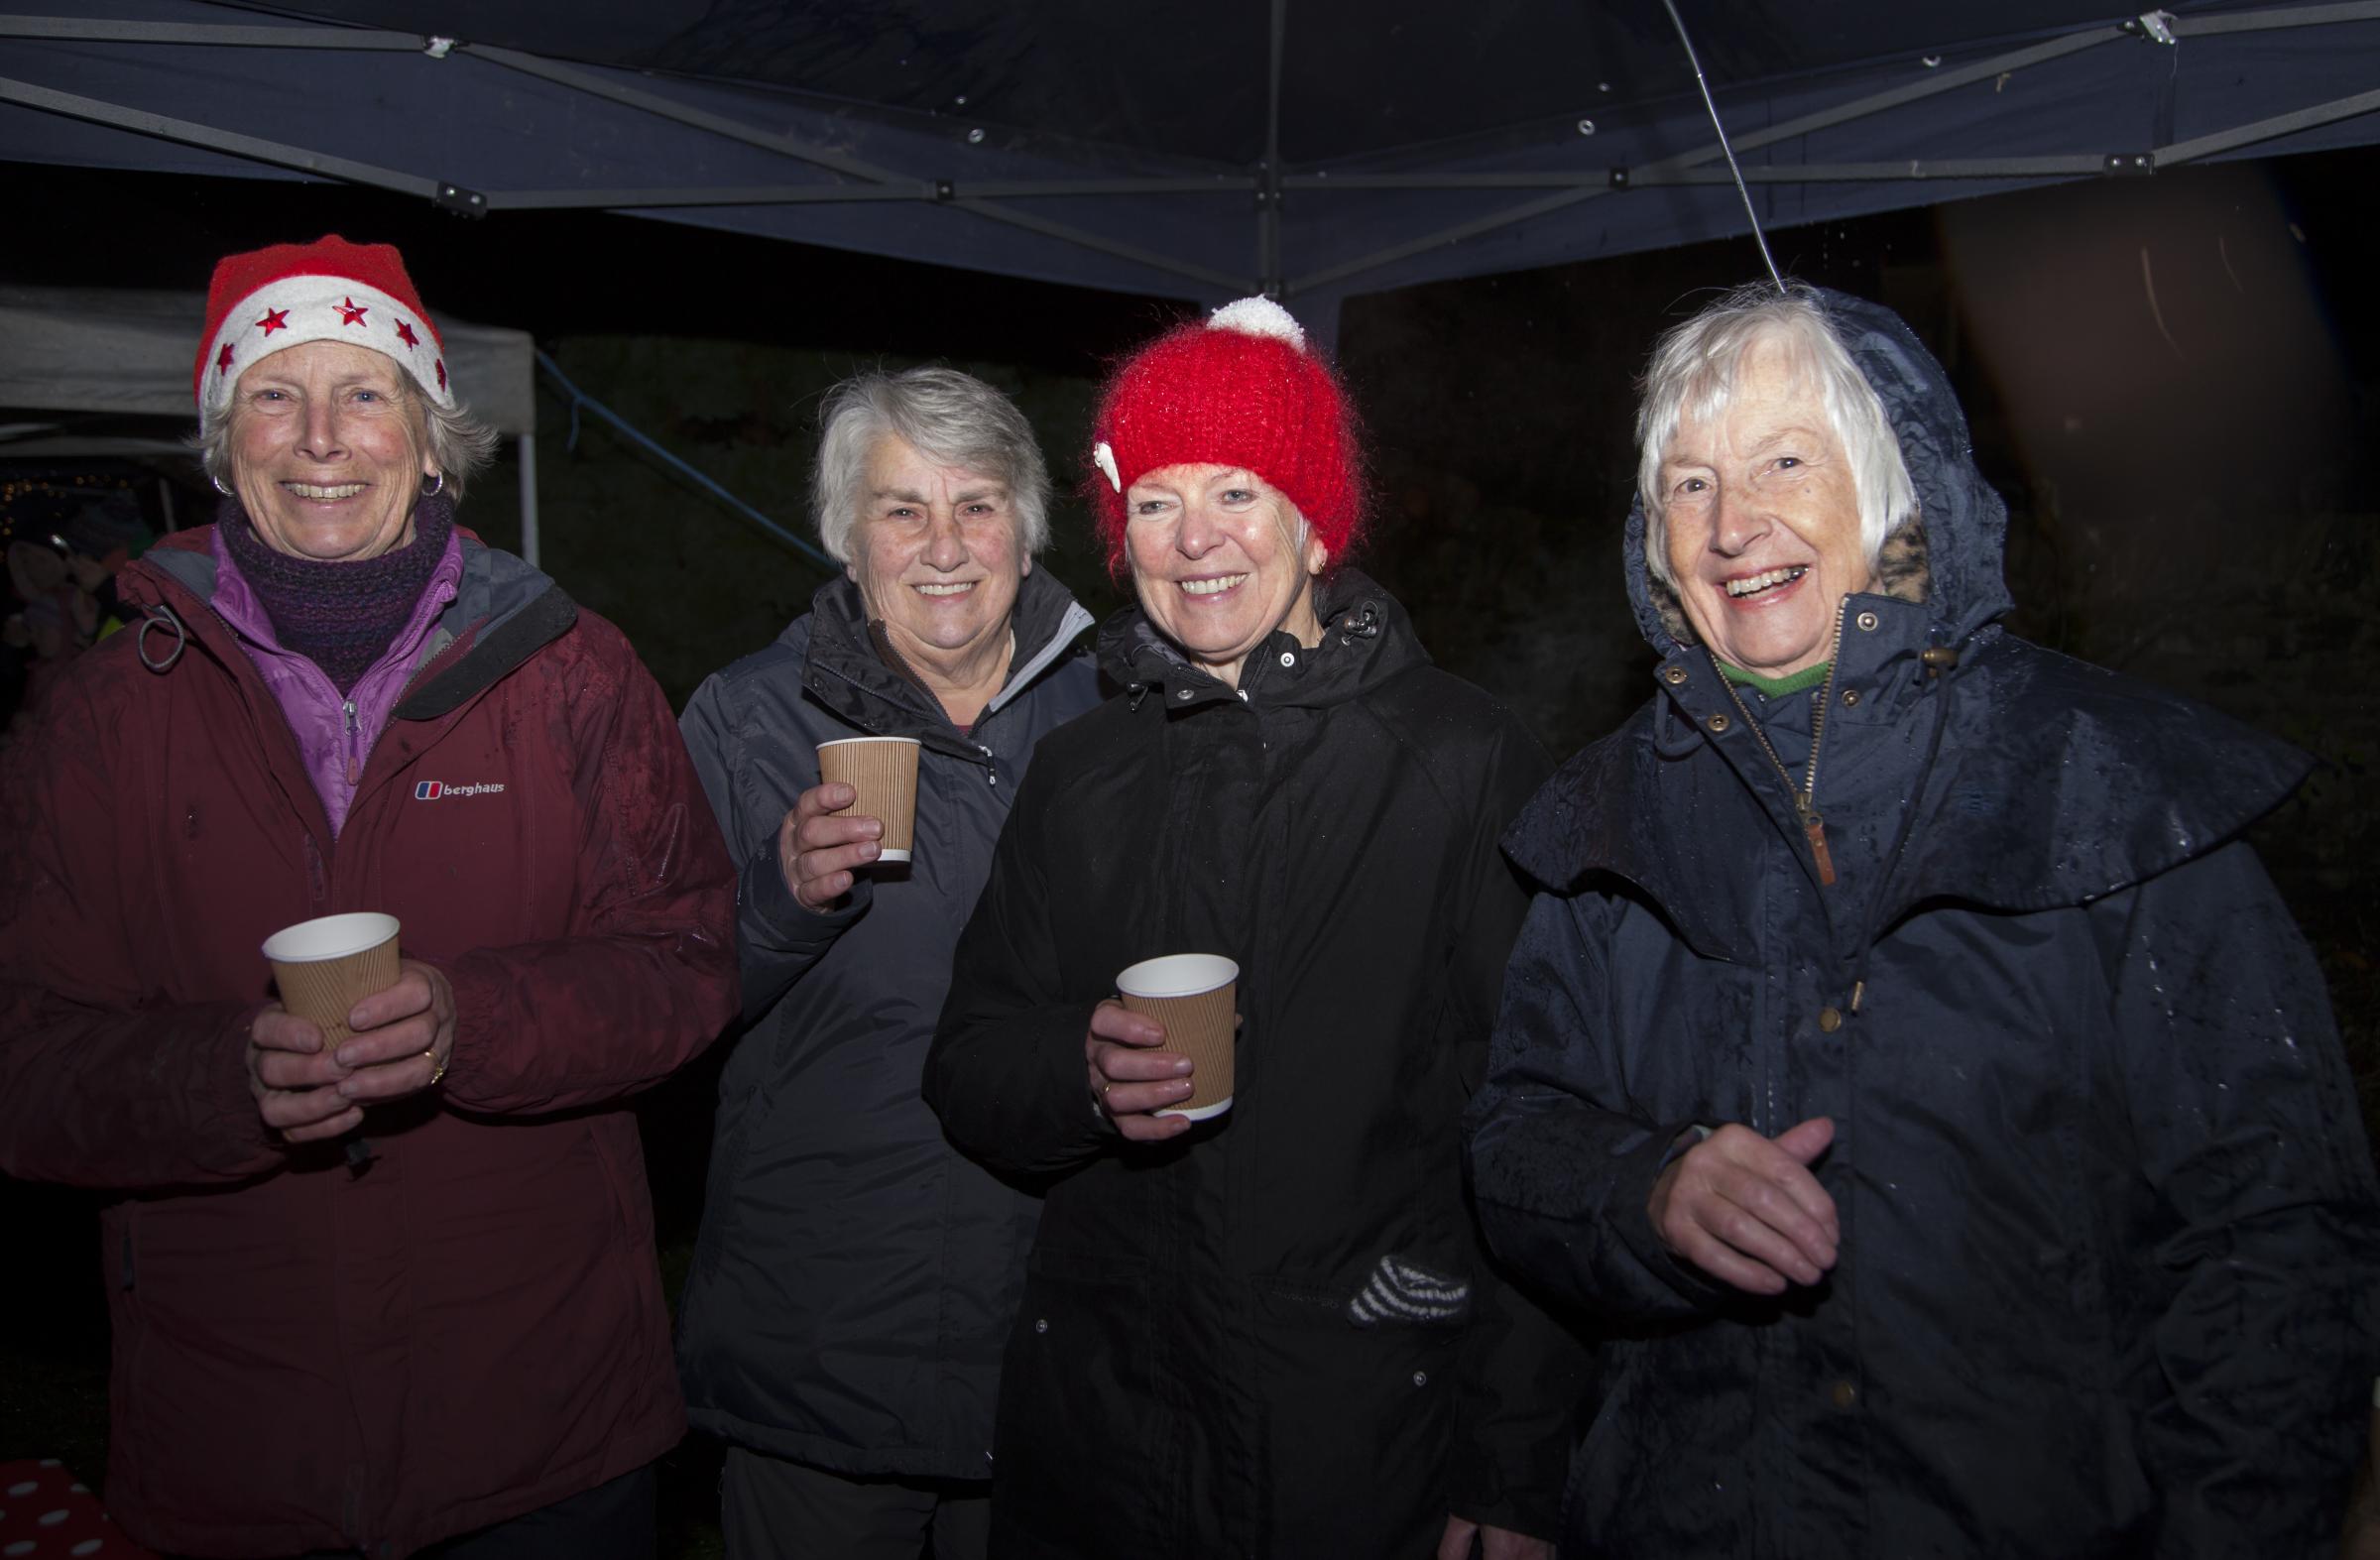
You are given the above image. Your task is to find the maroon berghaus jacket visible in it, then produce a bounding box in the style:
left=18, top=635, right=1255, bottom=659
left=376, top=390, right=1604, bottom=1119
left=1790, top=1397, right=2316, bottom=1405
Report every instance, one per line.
left=0, top=526, right=739, bottom=1559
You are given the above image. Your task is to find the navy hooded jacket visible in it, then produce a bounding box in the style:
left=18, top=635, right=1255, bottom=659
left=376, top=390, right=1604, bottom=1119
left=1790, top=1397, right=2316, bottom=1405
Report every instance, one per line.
left=1467, top=290, right=2380, bottom=1559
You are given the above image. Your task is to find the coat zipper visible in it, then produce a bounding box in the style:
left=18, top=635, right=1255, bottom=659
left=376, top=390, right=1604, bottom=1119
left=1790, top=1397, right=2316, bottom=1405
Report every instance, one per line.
left=1713, top=601, right=1847, bottom=887
left=172, top=584, right=461, bottom=847
left=808, top=656, right=1002, bottom=783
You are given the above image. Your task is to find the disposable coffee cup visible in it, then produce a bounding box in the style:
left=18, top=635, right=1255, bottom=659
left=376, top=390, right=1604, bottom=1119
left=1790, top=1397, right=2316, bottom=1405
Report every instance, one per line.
left=262, top=911, right=403, bottom=1055
left=1116, top=953, right=1238, bottom=1122
left=817, top=736, right=921, bottom=864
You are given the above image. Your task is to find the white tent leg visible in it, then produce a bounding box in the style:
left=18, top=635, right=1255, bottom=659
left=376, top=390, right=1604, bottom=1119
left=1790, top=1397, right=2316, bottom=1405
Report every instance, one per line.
left=518, top=429, right=539, bottom=568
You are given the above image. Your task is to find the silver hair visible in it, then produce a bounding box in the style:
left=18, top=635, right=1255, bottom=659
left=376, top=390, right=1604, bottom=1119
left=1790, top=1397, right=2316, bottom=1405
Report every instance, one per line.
left=194, top=371, right=499, bottom=503
left=1635, top=281, right=1916, bottom=589
left=811, top=367, right=1051, bottom=564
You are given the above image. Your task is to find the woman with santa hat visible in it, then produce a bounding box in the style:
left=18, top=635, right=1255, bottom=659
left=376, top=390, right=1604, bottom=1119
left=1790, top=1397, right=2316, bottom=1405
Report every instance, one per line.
left=925, top=299, right=1579, bottom=1559
left=0, top=235, right=738, bottom=1558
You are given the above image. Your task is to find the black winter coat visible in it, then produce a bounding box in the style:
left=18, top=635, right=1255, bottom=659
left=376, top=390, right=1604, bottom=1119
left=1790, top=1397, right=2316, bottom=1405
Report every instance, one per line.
left=1468, top=291, right=2380, bottom=1558
left=926, top=573, right=1584, bottom=1559
left=674, top=567, right=1101, bottom=1480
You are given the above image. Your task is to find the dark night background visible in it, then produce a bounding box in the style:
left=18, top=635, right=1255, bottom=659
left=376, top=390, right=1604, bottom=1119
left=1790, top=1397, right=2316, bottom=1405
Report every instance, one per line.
left=4, top=146, right=2377, bottom=1553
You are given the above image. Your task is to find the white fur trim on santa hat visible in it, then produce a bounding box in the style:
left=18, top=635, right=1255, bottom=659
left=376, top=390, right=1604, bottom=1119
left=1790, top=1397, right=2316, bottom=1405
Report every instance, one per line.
left=199, top=275, right=453, bottom=429
left=1207, top=296, right=1306, bottom=352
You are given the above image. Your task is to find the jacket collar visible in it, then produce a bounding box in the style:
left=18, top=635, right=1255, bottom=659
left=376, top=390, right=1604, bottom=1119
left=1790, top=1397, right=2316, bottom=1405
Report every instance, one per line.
left=1098, top=566, right=1426, bottom=715
left=122, top=525, right=575, bottom=720
left=798, top=565, right=1094, bottom=740
left=1507, top=588, right=2310, bottom=962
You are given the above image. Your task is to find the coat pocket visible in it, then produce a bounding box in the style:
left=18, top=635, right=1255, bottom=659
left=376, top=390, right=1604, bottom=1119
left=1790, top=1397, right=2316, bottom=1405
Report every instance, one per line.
left=1246, top=1277, right=1460, bottom=1559
left=991, top=1248, right=1166, bottom=1555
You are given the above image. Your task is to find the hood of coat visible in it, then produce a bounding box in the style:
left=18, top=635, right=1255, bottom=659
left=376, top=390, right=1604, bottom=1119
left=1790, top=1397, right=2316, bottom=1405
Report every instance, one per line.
left=797, top=562, right=1094, bottom=741
left=1097, top=565, right=1428, bottom=712
left=1512, top=292, right=2309, bottom=934
left=1623, top=288, right=2014, bottom=660
left=121, top=519, right=576, bottom=719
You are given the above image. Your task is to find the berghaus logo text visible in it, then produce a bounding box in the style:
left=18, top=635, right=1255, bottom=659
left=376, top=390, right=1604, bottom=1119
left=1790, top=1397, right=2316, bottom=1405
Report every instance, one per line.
left=415, top=780, right=507, bottom=800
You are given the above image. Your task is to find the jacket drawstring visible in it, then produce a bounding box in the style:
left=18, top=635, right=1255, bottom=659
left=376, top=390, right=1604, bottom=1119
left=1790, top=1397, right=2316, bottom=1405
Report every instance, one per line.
left=137, top=602, right=187, bottom=672
left=1845, top=640, right=1962, bottom=1017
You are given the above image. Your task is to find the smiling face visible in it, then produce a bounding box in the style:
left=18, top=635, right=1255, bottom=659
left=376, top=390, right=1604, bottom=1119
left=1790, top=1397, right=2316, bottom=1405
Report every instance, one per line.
left=1125, top=463, right=1326, bottom=687
left=1658, top=340, right=1876, bottom=678
left=227, top=339, right=432, bottom=562
left=850, top=433, right=1027, bottom=680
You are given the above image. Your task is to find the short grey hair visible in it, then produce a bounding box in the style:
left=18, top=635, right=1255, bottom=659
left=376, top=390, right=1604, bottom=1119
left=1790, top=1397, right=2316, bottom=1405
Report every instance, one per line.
left=194, top=371, right=499, bottom=503
left=1635, top=282, right=1915, bottom=588
left=811, top=367, right=1050, bottom=564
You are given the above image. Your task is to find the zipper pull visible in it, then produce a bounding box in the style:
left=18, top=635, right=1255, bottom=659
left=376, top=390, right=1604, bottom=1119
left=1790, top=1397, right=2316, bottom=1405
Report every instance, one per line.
left=342, top=699, right=360, bottom=785
left=1801, top=802, right=1837, bottom=887
left=979, top=744, right=998, bottom=786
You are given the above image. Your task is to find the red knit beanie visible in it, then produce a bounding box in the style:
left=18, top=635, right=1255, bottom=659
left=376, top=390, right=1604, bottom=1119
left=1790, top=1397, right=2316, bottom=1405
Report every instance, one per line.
left=1089, top=298, right=1362, bottom=575
left=193, top=235, right=453, bottom=429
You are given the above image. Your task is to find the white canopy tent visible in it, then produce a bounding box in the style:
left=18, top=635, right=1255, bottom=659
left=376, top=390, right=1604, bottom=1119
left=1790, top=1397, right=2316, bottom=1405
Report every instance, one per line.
left=0, top=286, right=544, bottom=562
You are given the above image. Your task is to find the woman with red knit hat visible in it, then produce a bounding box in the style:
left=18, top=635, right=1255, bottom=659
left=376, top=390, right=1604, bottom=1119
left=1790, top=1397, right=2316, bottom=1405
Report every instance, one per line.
left=0, top=235, right=738, bottom=1558
left=926, top=299, right=1580, bottom=1558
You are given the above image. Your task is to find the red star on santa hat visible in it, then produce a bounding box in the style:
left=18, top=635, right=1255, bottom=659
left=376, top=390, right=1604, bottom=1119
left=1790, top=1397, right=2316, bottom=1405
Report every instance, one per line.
left=435, top=358, right=447, bottom=391
left=395, top=319, right=419, bottom=349
left=256, top=306, right=290, bottom=335
left=216, top=342, right=236, bottom=376
left=337, top=297, right=370, bottom=326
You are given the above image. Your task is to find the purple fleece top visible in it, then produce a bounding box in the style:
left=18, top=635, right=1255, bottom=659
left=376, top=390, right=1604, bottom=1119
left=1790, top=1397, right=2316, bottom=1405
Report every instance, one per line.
left=210, top=525, right=465, bottom=837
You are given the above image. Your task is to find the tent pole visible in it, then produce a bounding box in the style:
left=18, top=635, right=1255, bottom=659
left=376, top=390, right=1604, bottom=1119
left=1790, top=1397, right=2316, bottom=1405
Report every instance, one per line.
left=518, top=431, right=539, bottom=569
left=0, top=74, right=440, bottom=197
left=471, top=46, right=1256, bottom=295
left=1284, top=18, right=2129, bottom=296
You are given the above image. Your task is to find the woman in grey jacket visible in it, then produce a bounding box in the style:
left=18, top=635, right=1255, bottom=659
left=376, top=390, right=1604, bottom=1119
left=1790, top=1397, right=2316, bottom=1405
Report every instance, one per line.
left=674, top=368, right=1101, bottom=1560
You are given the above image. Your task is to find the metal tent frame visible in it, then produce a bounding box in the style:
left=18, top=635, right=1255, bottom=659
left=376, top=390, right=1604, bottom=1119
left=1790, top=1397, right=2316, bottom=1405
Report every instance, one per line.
left=4, top=2, right=2377, bottom=329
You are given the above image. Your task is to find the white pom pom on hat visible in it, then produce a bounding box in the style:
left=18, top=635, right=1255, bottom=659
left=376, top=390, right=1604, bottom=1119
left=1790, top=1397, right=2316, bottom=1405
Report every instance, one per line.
left=1206, top=296, right=1306, bottom=352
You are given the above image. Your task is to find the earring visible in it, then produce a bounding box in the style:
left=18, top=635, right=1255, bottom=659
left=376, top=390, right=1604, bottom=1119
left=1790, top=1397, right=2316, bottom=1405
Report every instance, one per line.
left=421, top=471, right=445, bottom=498
left=210, top=474, right=232, bottom=497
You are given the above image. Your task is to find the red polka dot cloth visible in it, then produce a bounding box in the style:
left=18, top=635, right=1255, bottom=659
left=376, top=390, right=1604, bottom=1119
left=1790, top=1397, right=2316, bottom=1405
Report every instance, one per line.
left=0, top=1461, right=157, bottom=1557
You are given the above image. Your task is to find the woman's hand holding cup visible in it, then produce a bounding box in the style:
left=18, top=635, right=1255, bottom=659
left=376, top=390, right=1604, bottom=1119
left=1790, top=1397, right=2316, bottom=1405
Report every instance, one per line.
left=248, top=1006, right=363, bottom=1142
left=778, top=780, right=884, bottom=911
left=247, top=959, right=455, bottom=1140
left=1086, top=999, right=1194, bottom=1141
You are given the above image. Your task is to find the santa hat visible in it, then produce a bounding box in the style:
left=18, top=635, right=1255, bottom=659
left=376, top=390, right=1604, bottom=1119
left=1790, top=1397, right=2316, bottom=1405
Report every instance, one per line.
left=193, top=235, right=453, bottom=429
left=1088, top=297, right=1362, bottom=573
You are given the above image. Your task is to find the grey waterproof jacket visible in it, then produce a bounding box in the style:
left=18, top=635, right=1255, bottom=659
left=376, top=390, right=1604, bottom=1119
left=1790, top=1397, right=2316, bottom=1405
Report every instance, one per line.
left=927, top=572, right=1585, bottom=1559
left=674, top=566, right=1099, bottom=1480
left=1468, top=291, right=2380, bottom=1559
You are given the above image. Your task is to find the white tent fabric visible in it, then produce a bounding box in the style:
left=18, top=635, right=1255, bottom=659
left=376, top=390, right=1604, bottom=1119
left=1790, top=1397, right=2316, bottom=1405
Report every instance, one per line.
left=0, top=286, right=537, bottom=434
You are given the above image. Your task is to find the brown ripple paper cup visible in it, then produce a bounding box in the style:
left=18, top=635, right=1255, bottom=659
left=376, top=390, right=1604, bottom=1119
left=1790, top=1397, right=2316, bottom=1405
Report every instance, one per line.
left=262, top=911, right=403, bottom=1056
left=818, top=736, right=921, bottom=864
left=1117, top=953, right=1238, bottom=1122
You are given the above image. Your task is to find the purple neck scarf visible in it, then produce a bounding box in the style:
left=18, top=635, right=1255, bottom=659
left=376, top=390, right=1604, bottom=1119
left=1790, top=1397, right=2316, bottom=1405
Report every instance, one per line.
left=217, top=493, right=455, bottom=695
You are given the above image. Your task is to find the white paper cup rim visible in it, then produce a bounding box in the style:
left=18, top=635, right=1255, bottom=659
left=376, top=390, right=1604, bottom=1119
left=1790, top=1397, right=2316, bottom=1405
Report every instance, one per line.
left=1117, top=953, right=1239, bottom=999
left=1155, top=1096, right=1233, bottom=1121
left=262, top=911, right=400, bottom=963
left=816, top=735, right=922, bottom=749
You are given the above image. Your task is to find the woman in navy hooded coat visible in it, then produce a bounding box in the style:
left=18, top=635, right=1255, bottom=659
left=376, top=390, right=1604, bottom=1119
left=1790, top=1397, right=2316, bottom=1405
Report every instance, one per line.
left=1468, top=281, right=2380, bottom=1559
